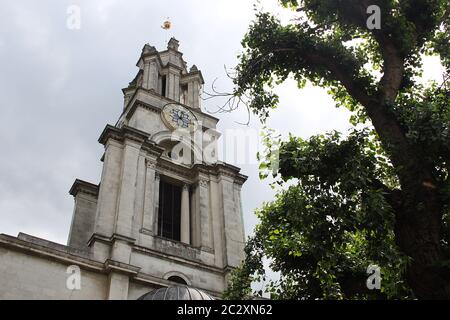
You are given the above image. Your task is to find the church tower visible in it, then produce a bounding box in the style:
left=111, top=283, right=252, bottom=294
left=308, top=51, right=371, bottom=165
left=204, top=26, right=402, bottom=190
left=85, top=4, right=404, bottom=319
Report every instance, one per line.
left=67, top=38, right=247, bottom=299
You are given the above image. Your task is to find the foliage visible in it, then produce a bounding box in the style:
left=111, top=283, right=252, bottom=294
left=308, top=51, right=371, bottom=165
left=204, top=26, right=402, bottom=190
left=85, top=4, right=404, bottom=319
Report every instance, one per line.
left=227, top=130, right=415, bottom=299
left=224, top=0, right=449, bottom=299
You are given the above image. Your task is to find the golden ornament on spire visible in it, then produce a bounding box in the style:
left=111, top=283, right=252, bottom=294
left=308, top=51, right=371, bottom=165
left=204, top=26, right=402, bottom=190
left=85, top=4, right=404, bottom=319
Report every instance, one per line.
left=161, top=18, right=171, bottom=30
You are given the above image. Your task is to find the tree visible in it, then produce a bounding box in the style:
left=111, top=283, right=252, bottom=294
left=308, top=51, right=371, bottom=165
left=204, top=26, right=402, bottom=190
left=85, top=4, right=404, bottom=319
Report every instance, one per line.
left=224, top=0, right=449, bottom=299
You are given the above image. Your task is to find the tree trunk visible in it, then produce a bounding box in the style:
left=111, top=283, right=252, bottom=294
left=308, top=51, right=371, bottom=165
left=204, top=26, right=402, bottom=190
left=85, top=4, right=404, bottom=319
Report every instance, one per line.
left=393, top=177, right=450, bottom=299
left=365, top=100, right=450, bottom=299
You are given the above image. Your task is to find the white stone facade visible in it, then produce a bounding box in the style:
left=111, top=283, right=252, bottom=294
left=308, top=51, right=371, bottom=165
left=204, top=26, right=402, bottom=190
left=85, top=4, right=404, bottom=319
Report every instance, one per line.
left=0, top=39, right=247, bottom=300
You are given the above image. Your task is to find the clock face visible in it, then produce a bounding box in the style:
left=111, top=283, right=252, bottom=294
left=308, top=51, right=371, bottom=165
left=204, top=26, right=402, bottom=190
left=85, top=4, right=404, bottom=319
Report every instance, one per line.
left=161, top=103, right=197, bottom=131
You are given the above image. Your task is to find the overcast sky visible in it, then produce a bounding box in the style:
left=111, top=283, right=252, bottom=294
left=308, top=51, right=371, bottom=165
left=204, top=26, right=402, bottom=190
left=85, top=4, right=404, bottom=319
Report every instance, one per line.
left=0, top=0, right=443, bottom=248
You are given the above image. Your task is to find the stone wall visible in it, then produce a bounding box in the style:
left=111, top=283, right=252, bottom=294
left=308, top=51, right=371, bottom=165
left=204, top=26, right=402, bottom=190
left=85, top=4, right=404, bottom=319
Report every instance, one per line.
left=0, top=246, right=107, bottom=300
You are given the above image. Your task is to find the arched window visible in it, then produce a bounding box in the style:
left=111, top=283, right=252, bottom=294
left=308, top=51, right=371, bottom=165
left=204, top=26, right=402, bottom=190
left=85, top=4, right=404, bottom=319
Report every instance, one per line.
left=168, top=276, right=187, bottom=285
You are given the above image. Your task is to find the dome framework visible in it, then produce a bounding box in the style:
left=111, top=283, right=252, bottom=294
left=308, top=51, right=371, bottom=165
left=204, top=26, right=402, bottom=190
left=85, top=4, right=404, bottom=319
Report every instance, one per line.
left=138, top=285, right=215, bottom=300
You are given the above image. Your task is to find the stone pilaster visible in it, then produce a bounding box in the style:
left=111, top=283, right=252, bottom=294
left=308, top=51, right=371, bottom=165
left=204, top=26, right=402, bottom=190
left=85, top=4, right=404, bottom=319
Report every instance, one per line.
left=187, top=81, right=194, bottom=108
left=190, top=183, right=200, bottom=247
left=94, top=139, right=122, bottom=237
left=192, top=79, right=200, bottom=109
left=143, top=61, right=150, bottom=89
left=107, top=272, right=129, bottom=300
left=149, top=61, right=158, bottom=91
left=198, top=178, right=213, bottom=251
left=216, top=166, right=248, bottom=268
left=180, top=184, right=190, bottom=244
left=142, top=159, right=157, bottom=234
left=184, top=66, right=203, bottom=109
left=233, top=183, right=245, bottom=261
left=114, top=138, right=141, bottom=238
left=167, top=72, right=174, bottom=100
left=209, top=178, right=225, bottom=268
left=142, top=56, right=158, bottom=91
left=174, top=72, right=180, bottom=102
left=152, top=172, right=160, bottom=234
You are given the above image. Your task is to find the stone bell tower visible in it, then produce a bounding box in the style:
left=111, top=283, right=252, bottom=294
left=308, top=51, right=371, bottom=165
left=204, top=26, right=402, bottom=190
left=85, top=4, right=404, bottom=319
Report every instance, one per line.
left=67, top=38, right=247, bottom=299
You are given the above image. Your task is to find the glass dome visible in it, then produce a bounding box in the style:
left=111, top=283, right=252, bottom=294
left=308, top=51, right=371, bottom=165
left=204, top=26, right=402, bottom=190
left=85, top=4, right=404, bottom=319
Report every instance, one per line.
left=137, top=285, right=215, bottom=300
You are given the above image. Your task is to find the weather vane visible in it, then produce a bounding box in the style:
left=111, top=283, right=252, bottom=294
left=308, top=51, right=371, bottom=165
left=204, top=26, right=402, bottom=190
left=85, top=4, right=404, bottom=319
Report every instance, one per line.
left=161, top=17, right=172, bottom=45
left=161, top=17, right=171, bottom=30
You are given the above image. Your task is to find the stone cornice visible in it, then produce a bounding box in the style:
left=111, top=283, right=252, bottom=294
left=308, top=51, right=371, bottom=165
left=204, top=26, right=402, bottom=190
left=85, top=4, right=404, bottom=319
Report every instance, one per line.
left=120, top=89, right=220, bottom=124
left=157, top=157, right=243, bottom=184
left=215, top=162, right=241, bottom=174
left=98, top=124, right=151, bottom=146
left=157, top=157, right=196, bottom=180
left=234, top=173, right=248, bottom=185
left=122, top=125, right=150, bottom=144
left=215, top=163, right=248, bottom=183
left=152, top=160, right=248, bottom=186
left=132, top=244, right=225, bottom=276
left=190, top=162, right=248, bottom=185
left=180, top=69, right=205, bottom=85
left=104, top=259, right=140, bottom=276
left=69, top=179, right=99, bottom=197
left=121, top=86, right=137, bottom=95
left=98, top=124, right=122, bottom=145
left=193, top=163, right=212, bottom=175
left=164, top=62, right=184, bottom=72
left=0, top=233, right=103, bottom=273
left=87, top=233, right=111, bottom=246
left=87, top=233, right=136, bottom=247
left=129, top=100, right=161, bottom=118
left=110, top=233, right=136, bottom=245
